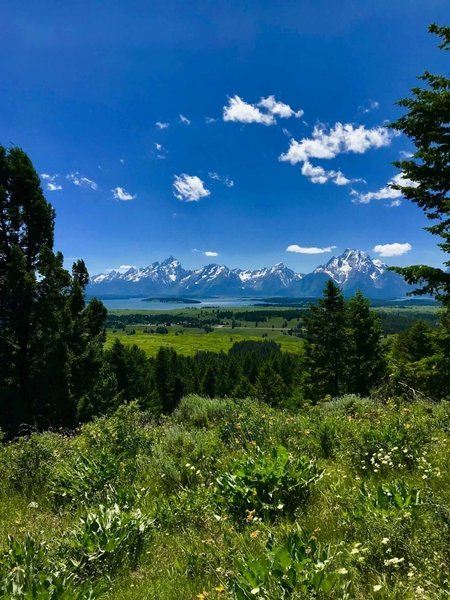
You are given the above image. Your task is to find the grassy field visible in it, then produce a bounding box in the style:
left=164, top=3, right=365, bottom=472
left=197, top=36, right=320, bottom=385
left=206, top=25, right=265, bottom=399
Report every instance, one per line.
left=1, top=395, right=448, bottom=598
left=106, top=326, right=304, bottom=356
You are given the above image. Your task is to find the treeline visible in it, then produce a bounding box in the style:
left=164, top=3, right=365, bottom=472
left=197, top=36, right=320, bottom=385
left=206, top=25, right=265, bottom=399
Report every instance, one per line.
left=106, top=308, right=305, bottom=330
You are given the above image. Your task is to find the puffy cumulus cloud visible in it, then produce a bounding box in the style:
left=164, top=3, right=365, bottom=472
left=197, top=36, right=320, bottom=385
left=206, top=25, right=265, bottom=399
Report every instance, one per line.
left=223, top=94, right=303, bottom=125
left=178, top=114, right=191, bottom=125
left=208, top=171, right=234, bottom=187
left=203, top=251, right=219, bottom=257
left=173, top=174, right=210, bottom=202
left=373, top=242, right=412, bottom=257
left=155, top=121, right=169, bottom=129
left=351, top=172, right=417, bottom=205
left=112, top=187, right=137, bottom=201
left=301, top=161, right=355, bottom=186
left=286, top=244, right=337, bottom=254
left=280, top=122, right=395, bottom=165
left=258, top=95, right=304, bottom=119
left=67, top=172, right=98, bottom=190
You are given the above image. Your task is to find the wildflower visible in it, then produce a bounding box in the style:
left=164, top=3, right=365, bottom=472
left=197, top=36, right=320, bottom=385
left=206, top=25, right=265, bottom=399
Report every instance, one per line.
left=250, top=588, right=260, bottom=595
left=384, top=557, right=405, bottom=566
left=250, top=530, right=261, bottom=539
left=214, top=586, right=225, bottom=593
left=381, top=537, right=389, bottom=544
left=338, top=568, right=348, bottom=575
left=373, top=584, right=382, bottom=592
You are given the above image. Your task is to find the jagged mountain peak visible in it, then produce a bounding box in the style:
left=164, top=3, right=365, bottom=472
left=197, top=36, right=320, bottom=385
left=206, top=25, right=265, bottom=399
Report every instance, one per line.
left=89, top=250, right=411, bottom=298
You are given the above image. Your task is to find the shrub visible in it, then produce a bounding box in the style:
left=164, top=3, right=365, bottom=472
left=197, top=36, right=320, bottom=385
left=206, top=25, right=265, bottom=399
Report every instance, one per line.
left=174, top=395, right=238, bottom=429
left=232, top=526, right=348, bottom=599
left=0, top=534, right=105, bottom=599
left=0, top=432, right=67, bottom=498
left=216, top=446, right=322, bottom=522
left=67, top=503, right=153, bottom=576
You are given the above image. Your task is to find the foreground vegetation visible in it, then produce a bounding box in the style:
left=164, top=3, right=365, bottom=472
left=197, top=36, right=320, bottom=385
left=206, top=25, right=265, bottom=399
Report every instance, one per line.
left=0, top=395, right=448, bottom=599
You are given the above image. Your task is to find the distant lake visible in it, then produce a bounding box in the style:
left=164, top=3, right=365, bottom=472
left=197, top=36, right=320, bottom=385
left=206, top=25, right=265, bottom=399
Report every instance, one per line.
left=99, top=297, right=269, bottom=311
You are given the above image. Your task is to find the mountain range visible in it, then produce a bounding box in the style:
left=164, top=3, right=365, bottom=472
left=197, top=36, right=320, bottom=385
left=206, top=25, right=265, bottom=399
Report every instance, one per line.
left=88, top=249, right=412, bottom=299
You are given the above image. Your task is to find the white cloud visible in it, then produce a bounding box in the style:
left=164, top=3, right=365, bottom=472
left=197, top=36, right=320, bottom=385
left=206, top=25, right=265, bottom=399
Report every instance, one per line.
left=280, top=122, right=395, bottom=165
left=203, top=251, right=219, bottom=257
left=154, top=142, right=167, bottom=159
left=155, top=143, right=163, bottom=151
left=359, top=99, right=380, bottom=114
left=301, top=160, right=354, bottom=186
left=112, top=187, right=137, bottom=201
left=351, top=172, right=417, bottom=204
left=47, top=182, right=62, bottom=191
left=156, top=121, right=169, bottom=129
left=173, top=174, right=210, bottom=202
left=208, top=171, right=234, bottom=187
left=223, top=95, right=275, bottom=125
left=205, top=116, right=217, bottom=124
left=223, top=94, right=303, bottom=126
left=373, top=242, right=412, bottom=257
left=106, top=264, right=137, bottom=273
left=258, top=95, right=304, bottom=119
left=286, top=244, right=337, bottom=254
left=67, top=172, right=98, bottom=190
left=282, top=127, right=292, bottom=137
left=41, top=173, right=62, bottom=191
left=399, top=150, right=414, bottom=158
left=178, top=114, right=191, bottom=125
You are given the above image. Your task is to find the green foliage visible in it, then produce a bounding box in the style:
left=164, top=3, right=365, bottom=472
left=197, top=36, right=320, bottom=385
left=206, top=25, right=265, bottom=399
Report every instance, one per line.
left=67, top=504, right=153, bottom=576
left=0, top=534, right=104, bottom=599
left=389, top=24, right=450, bottom=305
left=232, top=526, right=346, bottom=599
left=0, top=432, right=66, bottom=498
left=216, top=446, right=322, bottom=522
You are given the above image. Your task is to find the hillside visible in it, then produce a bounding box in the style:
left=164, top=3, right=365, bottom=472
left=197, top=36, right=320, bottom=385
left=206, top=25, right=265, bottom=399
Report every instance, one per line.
left=1, top=396, right=448, bottom=599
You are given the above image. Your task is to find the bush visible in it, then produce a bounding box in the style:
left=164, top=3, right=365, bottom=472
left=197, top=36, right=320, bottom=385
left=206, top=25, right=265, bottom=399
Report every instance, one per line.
left=216, top=446, right=322, bottom=522
left=0, top=432, right=67, bottom=498
left=0, top=534, right=105, bottom=599
left=67, top=504, right=153, bottom=576
left=232, top=526, right=348, bottom=599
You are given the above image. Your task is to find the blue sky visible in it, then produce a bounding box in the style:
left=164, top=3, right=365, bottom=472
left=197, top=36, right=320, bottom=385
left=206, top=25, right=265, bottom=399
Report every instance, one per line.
left=2, top=0, right=449, bottom=275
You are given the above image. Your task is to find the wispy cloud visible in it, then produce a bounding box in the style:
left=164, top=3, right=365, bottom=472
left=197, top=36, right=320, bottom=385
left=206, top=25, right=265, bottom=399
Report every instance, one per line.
left=154, top=142, right=168, bottom=159
left=203, top=251, right=219, bottom=257
left=351, top=172, right=416, bottom=205
left=47, top=182, right=63, bottom=191
left=178, top=114, right=191, bottom=125
left=205, top=116, right=217, bottom=124
left=223, top=94, right=303, bottom=126
left=286, top=244, right=337, bottom=254
left=41, top=173, right=62, bottom=191
left=173, top=174, right=210, bottom=202
left=358, top=99, right=380, bottom=114
left=373, top=242, right=412, bottom=257
left=155, top=121, right=170, bottom=129
left=67, top=172, right=98, bottom=190
left=112, top=187, right=137, bottom=201
left=106, top=264, right=137, bottom=273
left=208, top=172, right=234, bottom=188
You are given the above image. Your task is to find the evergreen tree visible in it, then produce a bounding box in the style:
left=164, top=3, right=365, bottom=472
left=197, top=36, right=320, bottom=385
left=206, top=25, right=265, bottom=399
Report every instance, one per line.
left=255, top=363, right=288, bottom=406
left=0, top=146, right=108, bottom=432
left=389, top=24, right=450, bottom=306
left=347, top=291, right=386, bottom=395
left=304, top=280, right=349, bottom=401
